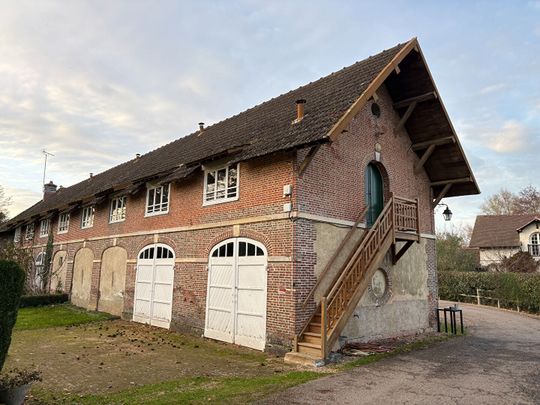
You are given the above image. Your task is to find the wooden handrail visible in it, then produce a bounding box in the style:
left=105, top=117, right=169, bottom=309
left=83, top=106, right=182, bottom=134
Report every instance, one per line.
left=294, top=194, right=420, bottom=357
left=326, top=196, right=394, bottom=303
left=301, top=205, right=369, bottom=308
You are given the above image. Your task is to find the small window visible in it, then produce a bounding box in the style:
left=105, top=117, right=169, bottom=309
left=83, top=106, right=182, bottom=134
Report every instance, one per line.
left=39, top=219, right=50, bottom=238
left=25, top=223, right=35, bottom=240
left=34, top=252, right=45, bottom=290
left=14, top=227, right=21, bottom=243
left=146, top=184, right=170, bottom=216
left=110, top=196, right=126, bottom=223
left=204, top=164, right=239, bottom=205
left=239, top=241, right=265, bottom=257
left=58, top=213, right=70, bottom=234
left=81, top=206, right=95, bottom=229
left=212, top=242, right=234, bottom=257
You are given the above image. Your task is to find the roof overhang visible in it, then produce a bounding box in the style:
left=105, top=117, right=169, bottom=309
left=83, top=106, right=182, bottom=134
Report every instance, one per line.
left=326, top=38, right=479, bottom=204
left=517, top=218, right=540, bottom=232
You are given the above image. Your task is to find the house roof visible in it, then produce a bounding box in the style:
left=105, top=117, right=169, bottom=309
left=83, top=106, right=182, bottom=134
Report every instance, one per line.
left=516, top=217, right=540, bottom=231
left=3, top=38, right=479, bottom=231
left=470, top=214, right=540, bottom=248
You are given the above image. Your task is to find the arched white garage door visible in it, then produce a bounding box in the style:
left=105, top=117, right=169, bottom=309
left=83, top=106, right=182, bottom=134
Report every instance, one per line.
left=205, top=238, right=267, bottom=350
left=133, top=244, right=175, bottom=329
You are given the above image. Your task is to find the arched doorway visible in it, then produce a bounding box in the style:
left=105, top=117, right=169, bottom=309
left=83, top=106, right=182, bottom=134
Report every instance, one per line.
left=98, top=246, right=128, bottom=316
left=72, top=248, right=94, bottom=309
left=50, top=251, right=67, bottom=293
left=365, top=163, right=384, bottom=227
left=205, top=238, right=268, bottom=350
left=133, top=244, right=175, bottom=328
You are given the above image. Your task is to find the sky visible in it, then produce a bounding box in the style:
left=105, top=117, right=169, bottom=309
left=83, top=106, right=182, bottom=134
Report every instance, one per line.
left=1, top=0, right=539, bottom=232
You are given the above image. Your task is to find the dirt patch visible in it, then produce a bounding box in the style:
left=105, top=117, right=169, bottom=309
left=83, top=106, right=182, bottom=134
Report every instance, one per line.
left=6, top=320, right=295, bottom=396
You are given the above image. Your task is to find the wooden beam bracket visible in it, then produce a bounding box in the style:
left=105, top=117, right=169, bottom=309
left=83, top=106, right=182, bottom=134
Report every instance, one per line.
left=432, top=183, right=452, bottom=209
left=393, top=91, right=437, bottom=109
left=392, top=240, right=414, bottom=265
left=411, top=136, right=455, bottom=151
left=431, top=177, right=471, bottom=187
left=394, top=101, right=417, bottom=133
left=414, top=144, right=436, bottom=174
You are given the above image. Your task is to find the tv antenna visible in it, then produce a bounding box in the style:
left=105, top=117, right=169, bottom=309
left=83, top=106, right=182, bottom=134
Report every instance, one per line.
left=42, top=150, right=55, bottom=189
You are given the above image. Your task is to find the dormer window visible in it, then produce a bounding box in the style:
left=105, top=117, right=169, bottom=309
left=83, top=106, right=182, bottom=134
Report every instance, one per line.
left=81, top=206, right=95, bottom=229
left=39, top=219, right=50, bottom=238
left=58, top=213, right=70, bottom=234
left=110, top=196, right=126, bottom=223
left=146, top=184, right=170, bottom=216
left=204, top=163, right=239, bottom=205
left=25, top=223, right=35, bottom=240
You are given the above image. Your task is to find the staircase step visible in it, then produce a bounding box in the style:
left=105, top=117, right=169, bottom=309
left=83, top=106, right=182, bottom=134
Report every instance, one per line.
left=302, top=335, right=321, bottom=345
left=297, top=342, right=322, bottom=357
left=303, top=331, right=321, bottom=337
left=284, top=351, right=321, bottom=366
left=308, top=323, right=321, bottom=333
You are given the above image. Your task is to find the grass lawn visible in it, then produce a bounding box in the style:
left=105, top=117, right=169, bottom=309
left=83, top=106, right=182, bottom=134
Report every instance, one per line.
left=14, top=304, right=115, bottom=330
left=33, top=372, right=322, bottom=404
left=6, top=305, right=452, bottom=404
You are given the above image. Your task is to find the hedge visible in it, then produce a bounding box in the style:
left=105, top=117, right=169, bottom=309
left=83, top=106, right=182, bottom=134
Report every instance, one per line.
left=19, top=293, right=69, bottom=308
left=0, top=260, right=26, bottom=371
left=439, top=271, right=540, bottom=314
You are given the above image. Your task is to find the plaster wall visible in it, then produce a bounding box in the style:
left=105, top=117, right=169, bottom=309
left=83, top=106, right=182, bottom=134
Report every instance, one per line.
left=340, top=238, right=432, bottom=342
left=50, top=250, right=67, bottom=293
left=98, top=246, right=127, bottom=316
left=71, top=247, right=94, bottom=309
left=479, top=248, right=520, bottom=267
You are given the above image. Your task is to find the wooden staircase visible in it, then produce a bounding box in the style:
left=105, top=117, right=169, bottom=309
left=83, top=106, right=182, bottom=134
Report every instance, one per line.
left=291, top=194, right=420, bottom=361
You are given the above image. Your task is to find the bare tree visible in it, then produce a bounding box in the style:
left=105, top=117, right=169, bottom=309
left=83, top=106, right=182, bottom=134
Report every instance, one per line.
left=514, top=185, right=540, bottom=214
left=480, top=186, right=540, bottom=215
left=0, top=185, right=11, bottom=224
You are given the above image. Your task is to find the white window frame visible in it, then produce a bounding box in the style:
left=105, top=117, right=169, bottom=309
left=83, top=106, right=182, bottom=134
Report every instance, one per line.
left=25, top=223, right=35, bottom=240
left=58, top=213, right=70, bottom=234
left=203, top=163, right=240, bottom=206
left=81, top=206, right=95, bottom=229
left=145, top=183, right=170, bottom=217
left=39, top=219, right=50, bottom=238
left=14, top=227, right=21, bottom=243
left=109, top=196, right=127, bottom=223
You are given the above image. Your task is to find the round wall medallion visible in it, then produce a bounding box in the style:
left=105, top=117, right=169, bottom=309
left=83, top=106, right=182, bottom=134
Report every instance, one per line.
left=368, top=268, right=392, bottom=306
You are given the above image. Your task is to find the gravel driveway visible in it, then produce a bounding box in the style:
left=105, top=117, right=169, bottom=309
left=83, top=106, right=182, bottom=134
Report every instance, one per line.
left=262, top=301, right=540, bottom=405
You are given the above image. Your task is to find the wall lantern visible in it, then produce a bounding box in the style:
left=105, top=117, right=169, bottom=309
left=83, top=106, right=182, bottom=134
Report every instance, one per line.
left=440, top=204, right=453, bottom=221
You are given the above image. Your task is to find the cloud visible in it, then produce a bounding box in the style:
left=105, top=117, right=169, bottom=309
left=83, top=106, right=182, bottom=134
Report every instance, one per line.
left=2, top=185, right=41, bottom=219
left=487, top=120, right=530, bottom=153
left=478, top=83, right=507, bottom=95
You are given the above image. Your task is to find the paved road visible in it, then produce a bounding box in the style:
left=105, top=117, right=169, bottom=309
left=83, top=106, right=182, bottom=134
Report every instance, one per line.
left=263, top=302, right=540, bottom=405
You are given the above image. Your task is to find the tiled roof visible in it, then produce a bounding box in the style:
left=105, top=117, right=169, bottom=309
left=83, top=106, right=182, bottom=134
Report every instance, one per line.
left=469, top=214, right=540, bottom=248
left=4, top=42, right=408, bottom=227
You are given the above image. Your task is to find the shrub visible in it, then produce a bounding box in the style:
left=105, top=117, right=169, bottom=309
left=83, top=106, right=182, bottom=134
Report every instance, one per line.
left=439, top=271, right=540, bottom=314
left=19, top=293, right=69, bottom=308
left=501, top=251, right=538, bottom=273
left=0, top=260, right=25, bottom=371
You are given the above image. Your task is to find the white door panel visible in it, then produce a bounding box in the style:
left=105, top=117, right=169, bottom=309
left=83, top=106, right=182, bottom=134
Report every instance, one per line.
left=205, top=238, right=267, bottom=350
left=133, top=244, right=174, bottom=329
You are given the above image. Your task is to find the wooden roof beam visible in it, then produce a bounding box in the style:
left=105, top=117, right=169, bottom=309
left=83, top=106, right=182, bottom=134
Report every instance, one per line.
left=432, top=183, right=452, bottom=209
left=431, top=177, right=472, bottom=187
left=298, top=144, right=321, bottom=176
left=394, top=101, right=417, bottom=132
left=393, top=91, right=437, bottom=109
left=414, top=144, right=436, bottom=174
left=411, top=136, right=455, bottom=151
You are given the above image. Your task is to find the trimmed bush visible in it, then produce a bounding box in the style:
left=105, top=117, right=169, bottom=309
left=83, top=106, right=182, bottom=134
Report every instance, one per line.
left=0, top=260, right=26, bottom=371
left=19, top=294, right=69, bottom=308
left=439, top=271, right=540, bottom=314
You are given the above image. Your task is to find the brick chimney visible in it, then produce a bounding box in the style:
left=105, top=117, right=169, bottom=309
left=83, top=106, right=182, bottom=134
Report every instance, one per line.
left=43, top=181, right=57, bottom=200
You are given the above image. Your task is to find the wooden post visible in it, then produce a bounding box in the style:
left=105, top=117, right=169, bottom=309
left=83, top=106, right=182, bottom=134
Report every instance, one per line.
left=415, top=198, right=420, bottom=242
left=476, top=288, right=481, bottom=305
left=321, top=296, right=328, bottom=360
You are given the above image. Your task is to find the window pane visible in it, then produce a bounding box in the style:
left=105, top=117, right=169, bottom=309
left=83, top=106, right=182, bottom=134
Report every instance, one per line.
left=163, top=185, right=169, bottom=203
left=239, top=242, right=246, bottom=256
left=228, top=166, right=237, bottom=187
left=256, top=247, right=264, bottom=256
left=226, top=242, right=234, bottom=257
left=247, top=243, right=255, bottom=256
left=148, top=189, right=154, bottom=208
left=219, top=245, right=226, bottom=257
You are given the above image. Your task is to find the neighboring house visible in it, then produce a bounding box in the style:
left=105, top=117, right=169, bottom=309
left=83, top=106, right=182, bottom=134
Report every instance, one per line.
left=470, top=214, right=540, bottom=268
left=0, top=38, right=478, bottom=360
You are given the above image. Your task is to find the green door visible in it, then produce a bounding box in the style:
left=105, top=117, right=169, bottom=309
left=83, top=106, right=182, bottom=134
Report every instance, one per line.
left=365, top=164, right=384, bottom=227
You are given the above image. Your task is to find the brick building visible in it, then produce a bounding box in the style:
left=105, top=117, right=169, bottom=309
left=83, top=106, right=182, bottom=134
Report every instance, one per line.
left=0, top=38, right=479, bottom=360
